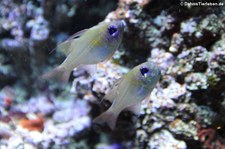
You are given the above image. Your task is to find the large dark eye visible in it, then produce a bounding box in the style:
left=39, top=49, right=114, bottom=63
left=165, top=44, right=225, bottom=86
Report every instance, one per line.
left=140, top=67, right=149, bottom=76
left=108, top=25, right=118, bottom=36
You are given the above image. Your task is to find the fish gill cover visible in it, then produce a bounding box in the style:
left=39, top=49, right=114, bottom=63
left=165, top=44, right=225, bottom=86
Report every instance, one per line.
left=0, top=0, right=225, bottom=149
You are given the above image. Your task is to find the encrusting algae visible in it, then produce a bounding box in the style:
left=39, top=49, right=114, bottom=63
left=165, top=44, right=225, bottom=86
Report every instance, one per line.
left=42, top=20, right=124, bottom=82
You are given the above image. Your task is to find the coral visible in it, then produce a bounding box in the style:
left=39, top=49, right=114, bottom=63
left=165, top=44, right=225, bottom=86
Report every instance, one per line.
left=149, top=48, right=175, bottom=74
left=196, top=106, right=217, bottom=127
left=0, top=126, right=11, bottom=142
left=180, top=14, right=224, bottom=47
left=148, top=89, right=175, bottom=112
left=0, top=0, right=225, bottom=148
left=169, top=119, right=198, bottom=140
left=207, top=40, right=225, bottom=91
left=148, top=130, right=187, bottom=149
left=185, top=73, right=208, bottom=91
left=169, top=33, right=185, bottom=54
left=167, top=46, right=209, bottom=84
left=0, top=86, right=91, bottom=148
left=14, top=95, right=55, bottom=115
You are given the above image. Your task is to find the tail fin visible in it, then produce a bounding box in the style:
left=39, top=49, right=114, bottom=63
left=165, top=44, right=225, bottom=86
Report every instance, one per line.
left=41, top=66, right=71, bottom=83
left=93, top=108, right=119, bottom=130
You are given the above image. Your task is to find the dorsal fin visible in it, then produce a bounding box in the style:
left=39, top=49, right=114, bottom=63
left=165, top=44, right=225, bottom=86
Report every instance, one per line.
left=67, top=29, right=88, bottom=40
left=57, top=40, right=74, bottom=56
left=57, top=29, right=88, bottom=56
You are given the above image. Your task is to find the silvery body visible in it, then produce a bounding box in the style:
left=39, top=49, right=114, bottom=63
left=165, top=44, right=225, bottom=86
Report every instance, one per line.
left=42, top=20, right=124, bottom=82
left=93, top=61, right=161, bottom=129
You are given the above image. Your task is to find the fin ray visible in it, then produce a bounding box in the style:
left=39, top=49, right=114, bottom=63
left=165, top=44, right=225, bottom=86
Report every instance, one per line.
left=57, top=29, right=88, bottom=56
left=103, top=78, right=122, bottom=103
left=58, top=40, right=74, bottom=56
left=67, top=29, right=88, bottom=40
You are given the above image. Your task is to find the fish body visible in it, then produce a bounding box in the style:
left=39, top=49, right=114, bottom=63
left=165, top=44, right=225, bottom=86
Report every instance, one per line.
left=93, top=61, right=161, bottom=130
left=42, top=20, right=124, bottom=82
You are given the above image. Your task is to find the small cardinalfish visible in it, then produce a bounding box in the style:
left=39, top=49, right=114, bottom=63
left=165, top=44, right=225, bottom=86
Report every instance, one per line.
left=42, top=20, right=124, bottom=82
left=93, top=61, right=161, bottom=130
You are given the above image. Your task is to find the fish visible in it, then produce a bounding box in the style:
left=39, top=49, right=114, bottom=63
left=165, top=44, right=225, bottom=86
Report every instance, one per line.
left=93, top=61, right=161, bottom=130
left=42, top=20, right=124, bottom=82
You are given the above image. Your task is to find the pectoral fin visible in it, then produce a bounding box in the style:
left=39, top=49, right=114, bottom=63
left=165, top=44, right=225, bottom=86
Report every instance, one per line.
left=103, top=78, right=122, bottom=103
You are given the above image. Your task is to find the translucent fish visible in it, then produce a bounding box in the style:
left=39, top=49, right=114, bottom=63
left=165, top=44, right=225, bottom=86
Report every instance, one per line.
left=42, top=20, right=124, bottom=82
left=93, top=61, right=161, bottom=130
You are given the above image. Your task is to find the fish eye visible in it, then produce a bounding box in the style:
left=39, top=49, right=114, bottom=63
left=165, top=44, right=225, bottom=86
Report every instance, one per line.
left=108, top=25, right=118, bottom=36
left=140, top=67, right=149, bottom=77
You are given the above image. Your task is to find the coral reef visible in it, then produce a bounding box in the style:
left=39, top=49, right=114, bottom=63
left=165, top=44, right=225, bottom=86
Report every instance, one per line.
left=0, top=88, right=91, bottom=148
left=0, top=0, right=225, bottom=149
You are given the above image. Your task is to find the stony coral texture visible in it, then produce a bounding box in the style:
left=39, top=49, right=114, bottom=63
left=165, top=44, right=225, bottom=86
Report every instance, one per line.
left=106, top=0, right=225, bottom=148
left=0, top=0, right=225, bottom=149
